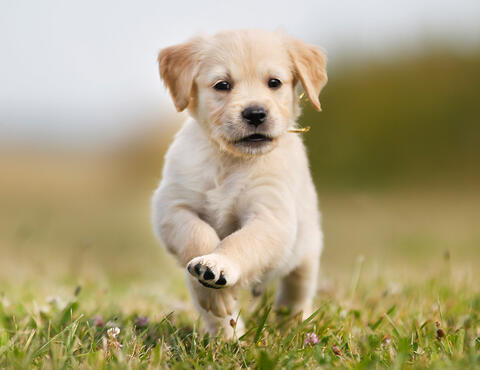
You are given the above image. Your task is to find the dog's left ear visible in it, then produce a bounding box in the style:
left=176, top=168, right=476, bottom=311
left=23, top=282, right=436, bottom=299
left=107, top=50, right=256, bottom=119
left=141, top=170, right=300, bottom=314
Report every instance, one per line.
left=158, top=36, right=203, bottom=112
left=287, top=37, right=327, bottom=111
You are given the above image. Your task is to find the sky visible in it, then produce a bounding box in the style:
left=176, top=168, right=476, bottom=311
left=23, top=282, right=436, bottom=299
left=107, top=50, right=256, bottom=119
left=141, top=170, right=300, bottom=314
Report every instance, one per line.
left=1, top=0, right=479, bottom=148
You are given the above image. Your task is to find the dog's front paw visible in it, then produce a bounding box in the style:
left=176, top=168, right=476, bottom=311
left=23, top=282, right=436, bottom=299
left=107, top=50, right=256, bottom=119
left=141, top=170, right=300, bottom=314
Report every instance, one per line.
left=187, top=253, right=239, bottom=289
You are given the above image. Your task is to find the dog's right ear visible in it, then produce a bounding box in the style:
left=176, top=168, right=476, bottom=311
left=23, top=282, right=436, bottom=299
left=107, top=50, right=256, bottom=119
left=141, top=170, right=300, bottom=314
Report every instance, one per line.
left=158, top=37, right=203, bottom=112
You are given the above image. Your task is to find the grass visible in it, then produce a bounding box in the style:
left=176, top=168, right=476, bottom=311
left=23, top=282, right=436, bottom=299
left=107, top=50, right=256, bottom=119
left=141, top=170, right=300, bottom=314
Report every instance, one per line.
left=1, top=118, right=479, bottom=367
left=1, top=264, right=479, bottom=368
left=1, top=170, right=479, bottom=368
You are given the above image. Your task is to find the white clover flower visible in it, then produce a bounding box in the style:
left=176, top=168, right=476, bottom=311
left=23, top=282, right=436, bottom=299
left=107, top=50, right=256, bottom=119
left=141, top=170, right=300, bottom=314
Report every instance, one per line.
left=106, top=327, right=122, bottom=350
left=107, top=327, right=120, bottom=338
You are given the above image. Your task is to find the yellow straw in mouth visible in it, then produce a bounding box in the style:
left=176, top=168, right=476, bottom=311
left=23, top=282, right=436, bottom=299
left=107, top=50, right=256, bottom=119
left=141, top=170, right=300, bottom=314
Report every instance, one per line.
left=288, top=92, right=310, bottom=134
left=288, top=126, right=311, bottom=134
left=288, top=92, right=311, bottom=133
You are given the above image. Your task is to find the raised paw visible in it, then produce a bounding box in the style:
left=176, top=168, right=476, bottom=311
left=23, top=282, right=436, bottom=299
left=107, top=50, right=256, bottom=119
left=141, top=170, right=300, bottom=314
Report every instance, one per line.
left=187, top=253, right=239, bottom=289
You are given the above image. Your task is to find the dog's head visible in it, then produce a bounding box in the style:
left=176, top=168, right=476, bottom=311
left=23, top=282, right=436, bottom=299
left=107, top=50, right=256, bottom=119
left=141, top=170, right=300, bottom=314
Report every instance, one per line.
left=158, top=29, right=327, bottom=157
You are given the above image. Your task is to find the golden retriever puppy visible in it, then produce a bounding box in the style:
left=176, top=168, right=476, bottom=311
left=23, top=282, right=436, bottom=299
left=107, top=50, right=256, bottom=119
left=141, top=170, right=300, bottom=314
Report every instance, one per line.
left=152, top=29, right=327, bottom=338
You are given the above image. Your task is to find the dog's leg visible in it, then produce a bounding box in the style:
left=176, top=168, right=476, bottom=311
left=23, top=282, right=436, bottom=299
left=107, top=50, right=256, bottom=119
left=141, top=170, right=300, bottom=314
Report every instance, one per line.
left=275, top=248, right=320, bottom=320
left=187, top=275, right=245, bottom=339
left=187, top=191, right=297, bottom=288
left=275, top=222, right=322, bottom=319
left=154, top=193, right=246, bottom=335
left=153, top=199, right=220, bottom=266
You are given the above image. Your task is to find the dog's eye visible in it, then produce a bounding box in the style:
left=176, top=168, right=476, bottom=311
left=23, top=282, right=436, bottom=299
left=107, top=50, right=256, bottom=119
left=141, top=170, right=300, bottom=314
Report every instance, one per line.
left=268, top=78, right=282, bottom=89
left=213, top=81, right=232, bottom=91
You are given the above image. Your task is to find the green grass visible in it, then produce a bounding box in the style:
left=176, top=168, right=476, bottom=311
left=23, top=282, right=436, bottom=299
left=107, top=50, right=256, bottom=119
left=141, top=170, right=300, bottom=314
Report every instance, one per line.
left=1, top=155, right=479, bottom=368
left=1, top=268, right=479, bottom=368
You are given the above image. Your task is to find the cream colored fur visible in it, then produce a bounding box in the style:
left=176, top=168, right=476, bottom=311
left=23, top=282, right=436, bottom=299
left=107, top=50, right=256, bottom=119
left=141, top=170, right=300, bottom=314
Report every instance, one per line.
left=152, top=29, right=327, bottom=339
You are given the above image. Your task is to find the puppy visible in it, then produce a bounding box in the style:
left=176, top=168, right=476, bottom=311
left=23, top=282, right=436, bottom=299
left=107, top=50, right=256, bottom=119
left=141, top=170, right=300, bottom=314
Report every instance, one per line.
left=152, top=29, right=327, bottom=338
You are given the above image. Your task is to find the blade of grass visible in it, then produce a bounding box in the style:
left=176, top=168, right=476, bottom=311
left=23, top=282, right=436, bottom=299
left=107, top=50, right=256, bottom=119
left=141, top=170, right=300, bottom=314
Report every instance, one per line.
left=384, top=314, right=403, bottom=338
left=23, top=329, right=36, bottom=352
left=348, top=255, right=365, bottom=300
left=254, top=305, right=272, bottom=343
left=31, top=314, right=84, bottom=359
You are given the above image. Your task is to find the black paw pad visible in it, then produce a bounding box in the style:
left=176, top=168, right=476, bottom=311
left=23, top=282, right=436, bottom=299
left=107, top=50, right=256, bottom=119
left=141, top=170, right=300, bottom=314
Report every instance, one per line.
left=216, top=274, right=227, bottom=286
left=194, top=263, right=201, bottom=275
left=203, top=267, right=215, bottom=280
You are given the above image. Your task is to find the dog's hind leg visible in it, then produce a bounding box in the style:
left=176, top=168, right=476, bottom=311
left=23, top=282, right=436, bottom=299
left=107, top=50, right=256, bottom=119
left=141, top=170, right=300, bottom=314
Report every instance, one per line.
left=275, top=251, right=319, bottom=319
left=187, top=275, right=245, bottom=339
left=198, top=307, right=245, bottom=340
left=275, top=227, right=322, bottom=319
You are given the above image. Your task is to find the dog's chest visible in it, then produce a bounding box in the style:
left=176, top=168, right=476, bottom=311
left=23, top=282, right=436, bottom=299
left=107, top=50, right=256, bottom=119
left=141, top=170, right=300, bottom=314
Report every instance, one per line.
left=199, top=164, right=247, bottom=239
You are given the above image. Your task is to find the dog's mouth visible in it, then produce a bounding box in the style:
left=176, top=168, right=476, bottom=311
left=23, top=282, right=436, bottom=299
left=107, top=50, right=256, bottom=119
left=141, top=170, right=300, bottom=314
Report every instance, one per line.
left=235, top=134, right=273, bottom=144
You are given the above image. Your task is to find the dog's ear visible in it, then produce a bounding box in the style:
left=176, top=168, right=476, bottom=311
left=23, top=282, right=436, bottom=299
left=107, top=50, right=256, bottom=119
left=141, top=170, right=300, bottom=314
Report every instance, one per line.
left=287, top=37, right=327, bottom=111
left=158, top=37, right=203, bottom=112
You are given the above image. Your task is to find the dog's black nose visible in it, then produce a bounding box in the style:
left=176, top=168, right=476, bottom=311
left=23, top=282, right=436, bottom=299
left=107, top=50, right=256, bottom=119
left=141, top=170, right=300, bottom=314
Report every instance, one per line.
left=242, top=106, right=266, bottom=127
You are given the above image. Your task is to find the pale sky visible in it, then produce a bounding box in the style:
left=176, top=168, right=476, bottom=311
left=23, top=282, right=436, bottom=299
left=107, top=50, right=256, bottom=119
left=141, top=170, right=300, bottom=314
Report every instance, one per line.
left=1, top=0, right=479, bottom=148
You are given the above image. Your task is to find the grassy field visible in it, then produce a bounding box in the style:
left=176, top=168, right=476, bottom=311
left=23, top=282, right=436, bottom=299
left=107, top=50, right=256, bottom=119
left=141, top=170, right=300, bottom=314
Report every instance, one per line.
left=1, top=49, right=479, bottom=368
left=1, top=269, right=479, bottom=368
left=0, top=154, right=479, bottom=368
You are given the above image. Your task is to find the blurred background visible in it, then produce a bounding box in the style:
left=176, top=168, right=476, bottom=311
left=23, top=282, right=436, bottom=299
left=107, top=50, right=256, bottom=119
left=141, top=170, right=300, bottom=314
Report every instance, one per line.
left=1, top=0, right=479, bottom=292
